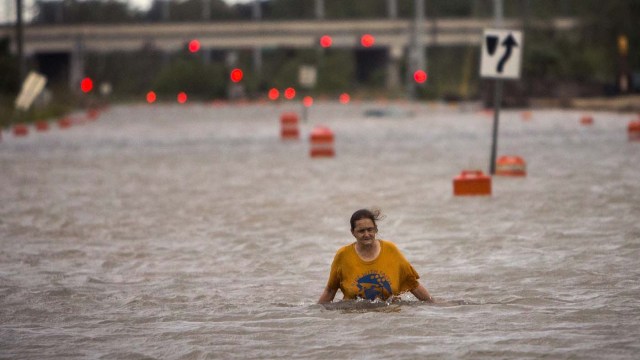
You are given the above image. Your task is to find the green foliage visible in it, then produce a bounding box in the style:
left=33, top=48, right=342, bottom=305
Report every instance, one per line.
left=0, top=38, right=18, bottom=95
left=326, top=0, right=387, bottom=19
left=317, top=50, right=355, bottom=92
left=267, top=0, right=316, bottom=19
left=262, top=50, right=304, bottom=89
left=422, top=46, right=478, bottom=100
left=153, top=58, right=226, bottom=100
left=34, top=0, right=143, bottom=24
left=85, top=47, right=168, bottom=96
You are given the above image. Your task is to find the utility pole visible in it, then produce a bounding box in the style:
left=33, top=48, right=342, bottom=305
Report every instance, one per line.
left=315, top=0, right=324, bottom=20
left=162, top=0, right=170, bottom=21
left=252, top=0, right=262, bottom=83
left=202, top=0, right=210, bottom=21
left=387, top=0, right=397, bottom=19
left=16, top=0, right=25, bottom=83
left=407, top=0, right=426, bottom=100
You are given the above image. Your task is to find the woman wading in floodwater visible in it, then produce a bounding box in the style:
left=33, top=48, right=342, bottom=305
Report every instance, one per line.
left=318, top=209, right=434, bottom=304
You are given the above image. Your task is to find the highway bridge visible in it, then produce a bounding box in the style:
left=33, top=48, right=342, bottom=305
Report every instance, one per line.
left=1, top=18, right=577, bottom=53
left=1, top=18, right=577, bottom=90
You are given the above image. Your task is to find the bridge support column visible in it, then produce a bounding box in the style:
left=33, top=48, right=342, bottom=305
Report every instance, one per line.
left=387, top=45, right=403, bottom=92
left=253, top=47, right=262, bottom=83
left=69, top=36, right=85, bottom=92
left=226, top=51, right=244, bottom=99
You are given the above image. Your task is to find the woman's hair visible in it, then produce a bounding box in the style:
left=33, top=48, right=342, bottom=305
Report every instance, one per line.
left=350, top=208, right=384, bottom=231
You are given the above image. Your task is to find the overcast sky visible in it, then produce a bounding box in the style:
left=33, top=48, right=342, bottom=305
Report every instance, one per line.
left=0, top=0, right=254, bottom=23
left=128, top=0, right=252, bottom=11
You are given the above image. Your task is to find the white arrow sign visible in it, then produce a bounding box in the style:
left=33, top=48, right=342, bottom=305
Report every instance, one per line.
left=480, top=29, right=523, bottom=79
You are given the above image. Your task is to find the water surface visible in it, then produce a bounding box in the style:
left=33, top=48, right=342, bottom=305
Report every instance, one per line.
left=1, top=102, right=639, bottom=359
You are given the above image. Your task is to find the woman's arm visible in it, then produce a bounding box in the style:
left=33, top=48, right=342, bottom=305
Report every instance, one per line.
left=318, top=287, right=338, bottom=304
left=410, top=283, right=434, bottom=302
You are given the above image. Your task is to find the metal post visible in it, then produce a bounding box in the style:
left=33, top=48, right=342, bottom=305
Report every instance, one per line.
left=70, top=36, right=84, bottom=92
left=387, top=0, right=397, bottom=19
left=315, top=0, right=324, bottom=20
left=252, top=0, right=262, bottom=85
left=489, top=81, right=503, bottom=174
left=202, top=0, right=210, bottom=21
left=252, top=0, right=261, bottom=20
left=16, top=0, right=25, bottom=83
left=162, top=0, right=170, bottom=21
left=407, top=0, right=425, bottom=100
left=489, top=0, right=503, bottom=175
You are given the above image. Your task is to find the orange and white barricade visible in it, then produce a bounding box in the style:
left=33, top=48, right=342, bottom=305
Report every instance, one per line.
left=309, top=126, right=335, bottom=158
left=453, top=170, right=491, bottom=196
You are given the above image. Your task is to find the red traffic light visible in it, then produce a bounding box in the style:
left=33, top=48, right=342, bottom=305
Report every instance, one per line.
left=268, top=88, right=280, bottom=100
left=284, top=87, right=296, bottom=100
left=188, top=39, right=201, bottom=53
left=320, top=35, right=333, bottom=48
left=413, top=70, right=428, bottom=84
left=360, top=34, right=375, bottom=48
left=80, top=77, right=93, bottom=93
left=303, top=96, right=314, bottom=107
left=339, top=93, right=350, bottom=104
left=146, top=91, right=157, bottom=104
left=230, top=68, right=244, bottom=83
left=177, top=92, right=188, bottom=104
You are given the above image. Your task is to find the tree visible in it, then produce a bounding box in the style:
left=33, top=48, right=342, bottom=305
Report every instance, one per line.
left=33, top=0, right=143, bottom=24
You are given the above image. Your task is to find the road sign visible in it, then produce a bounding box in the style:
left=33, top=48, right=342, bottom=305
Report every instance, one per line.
left=298, top=65, right=317, bottom=89
left=480, top=29, right=523, bottom=79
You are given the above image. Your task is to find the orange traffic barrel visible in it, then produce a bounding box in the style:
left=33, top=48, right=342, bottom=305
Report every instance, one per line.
left=87, top=108, right=99, bottom=120
left=495, top=155, right=526, bottom=177
left=58, top=117, right=72, bottom=129
left=280, top=112, right=299, bottom=140
left=628, top=120, right=640, bottom=141
left=453, top=170, right=491, bottom=196
left=580, top=115, right=594, bottom=125
left=310, top=126, right=335, bottom=158
left=35, top=121, right=49, bottom=132
left=13, top=124, right=29, bottom=137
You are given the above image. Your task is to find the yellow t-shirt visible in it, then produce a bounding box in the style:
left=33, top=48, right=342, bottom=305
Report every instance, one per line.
left=326, top=240, right=421, bottom=301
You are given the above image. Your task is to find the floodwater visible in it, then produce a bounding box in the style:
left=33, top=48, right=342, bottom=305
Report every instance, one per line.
left=1, top=101, right=639, bottom=359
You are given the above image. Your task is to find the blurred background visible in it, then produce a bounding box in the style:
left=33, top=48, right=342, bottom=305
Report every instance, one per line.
left=0, top=0, right=638, bottom=125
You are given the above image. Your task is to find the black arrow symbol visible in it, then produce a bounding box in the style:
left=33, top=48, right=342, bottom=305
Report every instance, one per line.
left=486, top=35, right=499, bottom=55
left=497, top=34, right=518, bottom=73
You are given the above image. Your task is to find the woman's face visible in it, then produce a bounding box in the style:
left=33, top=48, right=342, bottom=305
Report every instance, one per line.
left=351, top=218, right=378, bottom=246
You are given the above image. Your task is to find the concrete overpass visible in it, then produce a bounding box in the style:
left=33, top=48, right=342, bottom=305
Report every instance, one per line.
left=0, top=18, right=578, bottom=90
left=1, top=18, right=577, bottom=53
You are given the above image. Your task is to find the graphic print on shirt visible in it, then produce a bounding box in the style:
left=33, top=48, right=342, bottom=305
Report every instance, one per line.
left=353, top=271, right=392, bottom=300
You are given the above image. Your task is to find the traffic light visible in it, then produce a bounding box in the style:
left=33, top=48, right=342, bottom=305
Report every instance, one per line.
left=188, top=39, right=201, bottom=53
left=80, top=77, right=93, bottom=93
left=303, top=96, right=313, bottom=107
left=177, top=92, right=188, bottom=104
left=284, top=87, right=296, bottom=100
left=146, top=91, right=157, bottom=104
left=268, top=88, right=280, bottom=100
left=413, top=70, right=428, bottom=84
left=360, top=34, right=375, bottom=48
left=230, top=68, right=244, bottom=83
left=319, top=35, right=333, bottom=48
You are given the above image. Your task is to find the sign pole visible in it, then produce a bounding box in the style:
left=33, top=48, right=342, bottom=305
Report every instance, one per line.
left=489, top=0, right=503, bottom=175
left=489, top=80, right=502, bottom=175
left=480, top=3, right=522, bottom=176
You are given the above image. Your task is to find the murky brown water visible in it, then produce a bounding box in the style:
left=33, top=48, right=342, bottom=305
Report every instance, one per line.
left=1, top=102, right=639, bottom=359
